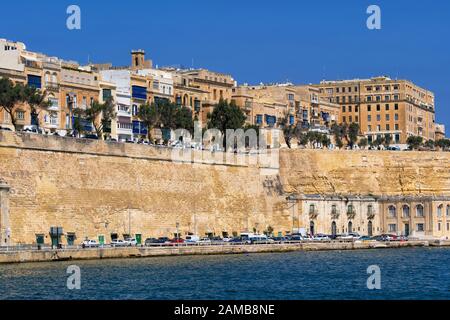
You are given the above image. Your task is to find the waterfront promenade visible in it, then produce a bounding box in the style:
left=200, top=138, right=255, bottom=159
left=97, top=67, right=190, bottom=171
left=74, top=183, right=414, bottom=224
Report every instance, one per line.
left=1, top=240, right=448, bottom=264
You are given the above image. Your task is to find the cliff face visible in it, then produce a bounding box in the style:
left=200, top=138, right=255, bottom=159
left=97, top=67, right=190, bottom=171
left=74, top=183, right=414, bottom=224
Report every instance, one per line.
left=0, top=131, right=449, bottom=244
left=279, top=149, right=450, bottom=197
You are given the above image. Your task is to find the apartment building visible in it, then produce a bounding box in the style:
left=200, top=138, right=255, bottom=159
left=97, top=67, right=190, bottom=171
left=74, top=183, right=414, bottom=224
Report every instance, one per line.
left=232, top=84, right=340, bottom=132
left=171, top=69, right=235, bottom=126
left=316, top=76, right=436, bottom=146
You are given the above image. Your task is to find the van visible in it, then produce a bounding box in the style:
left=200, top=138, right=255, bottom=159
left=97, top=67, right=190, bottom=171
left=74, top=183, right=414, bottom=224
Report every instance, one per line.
left=185, top=235, right=200, bottom=243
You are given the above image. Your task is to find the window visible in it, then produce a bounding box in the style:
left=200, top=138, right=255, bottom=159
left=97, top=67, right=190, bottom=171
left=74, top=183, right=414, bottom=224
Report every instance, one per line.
left=447, top=205, right=450, bottom=217
left=403, top=205, right=410, bottom=218
left=355, top=106, right=359, bottom=112
left=376, top=115, right=381, bottom=121
left=416, top=205, right=424, bottom=218
left=309, top=204, right=317, bottom=214
left=367, top=96, right=372, bottom=102
left=367, top=105, right=371, bottom=112
left=368, top=115, right=372, bottom=122
left=348, top=106, right=352, bottom=113
left=132, top=104, right=138, bottom=116
left=385, top=104, right=390, bottom=111
left=395, top=104, right=399, bottom=110
left=256, top=115, right=263, bottom=125
left=416, top=224, right=424, bottom=232
left=388, top=206, right=397, bottom=218
left=342, top=116, right=346, bottom=123
left=376, top=105, right=381, bottom=112
left=27, top=75, right=42, bottom=89
left=331, top=205, right=338, bottom=215
left=386, top=114, right=390, bottom=121
left=395, top=124, right=399, bottom=131
left=16, top=111, right=25, bottom=120
left=394, top=114, right=399, bottom=121
left=437, top=205, right=444, bottom=218
left=132, top=86, right=147, bottom=100
left=386, top=124, right=390, bottom=131
left=342, top=106, right=346, bottom=113
left=389, top=224, right=397, bottom=232
left=368, top=125, right=372, bottom=131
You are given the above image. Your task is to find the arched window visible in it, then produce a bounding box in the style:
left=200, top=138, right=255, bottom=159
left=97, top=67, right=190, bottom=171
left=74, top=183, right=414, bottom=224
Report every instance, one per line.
left=402, top=205, right=410, bottom=218
left=309, top=204, right=316, bottom=214
left=437, top=205, right=444, bottom=218
left=447, top=205, right=450, bottom=217
left=416, top=205, right=424, bottom=218
left=331, top=221, right=337, bottom=236
left=367, top=205, right=373, bottom=215
left=388, top=205, right=397, bottom=218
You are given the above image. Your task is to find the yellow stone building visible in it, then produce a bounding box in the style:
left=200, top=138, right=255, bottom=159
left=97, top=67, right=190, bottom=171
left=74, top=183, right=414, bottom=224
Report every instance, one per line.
left=316, top=76, right=436, bottom=146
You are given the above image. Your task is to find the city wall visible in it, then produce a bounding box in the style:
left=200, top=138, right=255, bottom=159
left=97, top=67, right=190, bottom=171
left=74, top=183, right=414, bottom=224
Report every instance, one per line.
left=0, top=131, right=449, bottom=245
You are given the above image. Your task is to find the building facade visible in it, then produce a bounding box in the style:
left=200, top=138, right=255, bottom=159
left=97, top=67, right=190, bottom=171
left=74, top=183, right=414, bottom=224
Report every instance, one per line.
left=316, top=76, right=436, bottom=147
left=293, top=194, right=450, bottom=239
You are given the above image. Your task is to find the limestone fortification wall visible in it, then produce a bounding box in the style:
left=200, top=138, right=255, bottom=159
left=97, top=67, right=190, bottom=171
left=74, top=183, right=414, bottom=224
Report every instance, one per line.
left=0, top=131, right=449, bottom=244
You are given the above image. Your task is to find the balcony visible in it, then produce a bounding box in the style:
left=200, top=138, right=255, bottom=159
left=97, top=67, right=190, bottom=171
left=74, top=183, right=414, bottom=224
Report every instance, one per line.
left=45, top=82, right=60, bottom=92
left=309, top=209, right=319, bottom=220
left=347, top=208, right=356, bottom=220
left=367, top=211, right=376, bottom=220
left=331, top=209, right=340, bottom=220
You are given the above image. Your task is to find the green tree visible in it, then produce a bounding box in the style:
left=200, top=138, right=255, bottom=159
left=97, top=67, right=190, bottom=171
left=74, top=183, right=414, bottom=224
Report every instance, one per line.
left=0, top=78, right=27, bottom=131
left=21, top=85, right=51, bottom=129
left=207, top=99, right=246, bottom=134
left=347, top=123, right=360, bottom=148
left=406, top=136, right=423, bottom=150
left=173, top=106, right=194, bottom=133
left=436, top=139, right=450, bottom=151
left=138, top=103, right=161, bottom=141
left=424, top=139, right=435, bottom=149
left=383, top=134, right=392, bottom=148
left=83, top=98, right=116, bottom=139
left=358, top=138, right=368, bottom=149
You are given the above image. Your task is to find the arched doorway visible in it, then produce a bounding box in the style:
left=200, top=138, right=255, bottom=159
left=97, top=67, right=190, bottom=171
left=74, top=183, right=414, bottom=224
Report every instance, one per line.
left=310, top=221, right=315, bottom=236
left=348, top=221, right=353, bottom=234
left=368, top=221, right=373, bottom=237
left=331, top=221, right=337, bottom=237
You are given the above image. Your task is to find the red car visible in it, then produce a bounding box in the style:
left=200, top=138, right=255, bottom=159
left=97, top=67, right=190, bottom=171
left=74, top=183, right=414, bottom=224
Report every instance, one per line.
left=170, top=238, right=185, bottom=244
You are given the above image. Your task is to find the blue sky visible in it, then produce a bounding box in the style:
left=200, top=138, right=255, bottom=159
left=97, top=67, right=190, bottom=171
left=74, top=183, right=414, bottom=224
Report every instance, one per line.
left=1, top=0, right=449, bottom=129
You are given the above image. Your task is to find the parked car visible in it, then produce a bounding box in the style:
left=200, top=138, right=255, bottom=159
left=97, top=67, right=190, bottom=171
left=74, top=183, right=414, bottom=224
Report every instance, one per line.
left=125, top=238, right=138, bottom=246
left=111, top=239, right=128, bottom=247
left=198, top=237, right=212, bottom=244
left=144, top=238, right=159, bottom=246
left=271, top=237, right=289, bottom=242
left=185, top=235, right=200, bottom=243
left=288, top=235, right=304, bottom=241
left=358, top=236, right=373, bottom=241
left=229, top=237, right=244, bottom=243
left=0, top=126, right=12, bottom=131
left=222, top=237, right=233, bottom=242
left=170, top=238, right=185, bottom=244
left=313, top=234, right=331, bottom=241
left=157, top=237, right=171, bottom=244
left=82, top=240, right=99, bottom=248
left=22, top=125, right=44, bottom=134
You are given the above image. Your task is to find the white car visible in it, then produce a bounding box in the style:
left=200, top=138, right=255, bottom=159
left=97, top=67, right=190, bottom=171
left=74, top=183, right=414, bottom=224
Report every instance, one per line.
left=82, top=240, right=99, bottom=248
left=313, top=234, right=331, bottom=241
left=125, top=238, right=138, bottom=246
left=198, top=238, right=212, bottom=244
left=111, top=240, right=128, bottom=247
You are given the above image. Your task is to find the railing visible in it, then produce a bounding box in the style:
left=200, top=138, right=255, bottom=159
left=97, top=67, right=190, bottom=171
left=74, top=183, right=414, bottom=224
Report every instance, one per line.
left=347, top=209, right=356, bottom=219
left=331, top=210, right=340, bottom=219
left=309, top=209, right=319, bottom=219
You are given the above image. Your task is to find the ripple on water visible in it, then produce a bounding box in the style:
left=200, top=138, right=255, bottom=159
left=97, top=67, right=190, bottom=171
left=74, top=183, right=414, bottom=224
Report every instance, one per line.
left=1, top=248, right=450, bottom=300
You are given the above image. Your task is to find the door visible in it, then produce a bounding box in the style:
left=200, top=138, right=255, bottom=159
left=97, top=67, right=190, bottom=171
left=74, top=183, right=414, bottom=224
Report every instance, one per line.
left=368, top=221, right=373, bottom=237
left=98, top=235, right=105, bottom=245
left=348, top=221, right=353, bottom=234
left=331, top=222, right=337, bottom=237
left=310, top=221, right=315, bottom=236
left=404, top=224, right=410, bottom=237
left=135, top=234, right=142, bottom=245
